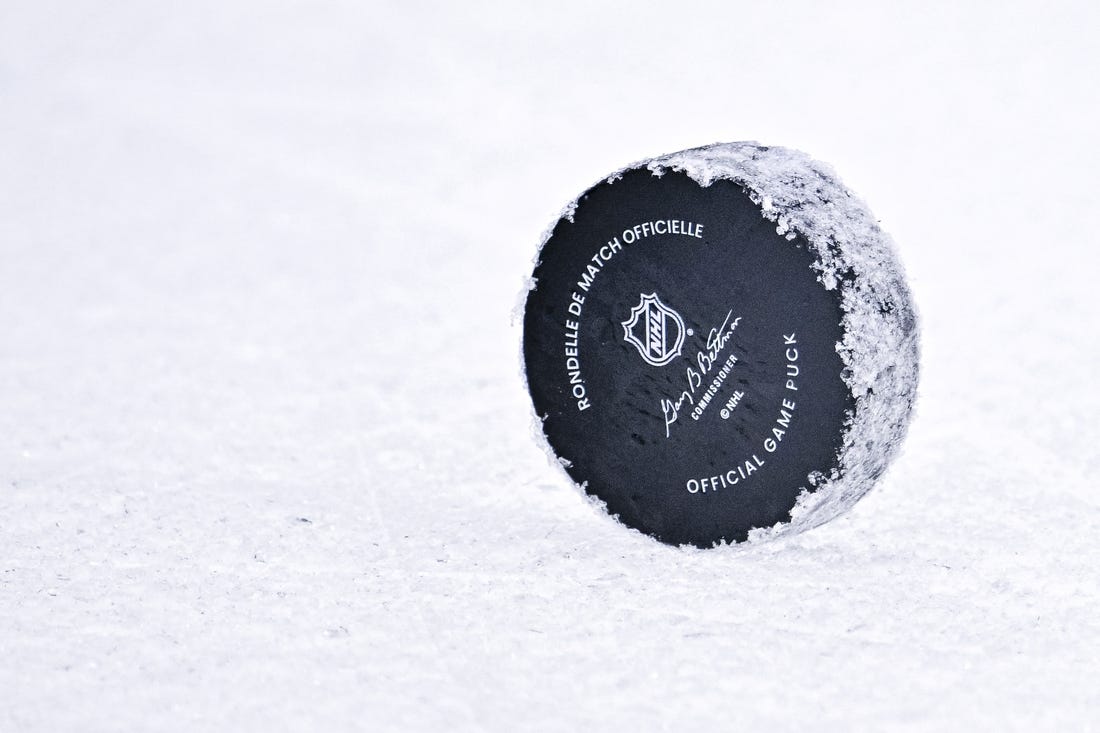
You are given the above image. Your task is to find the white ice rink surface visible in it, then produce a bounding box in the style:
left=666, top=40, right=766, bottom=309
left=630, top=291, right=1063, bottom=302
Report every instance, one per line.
left=1, top=2, right=1098, bottom=730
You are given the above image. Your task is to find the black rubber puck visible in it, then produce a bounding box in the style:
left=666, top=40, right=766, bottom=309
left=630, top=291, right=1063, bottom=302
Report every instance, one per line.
left=521, top=143, right=918, bottom=547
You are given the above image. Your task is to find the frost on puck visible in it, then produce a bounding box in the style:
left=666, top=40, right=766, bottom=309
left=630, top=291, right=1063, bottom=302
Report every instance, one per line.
left=521, top=142, right=919, bottom=548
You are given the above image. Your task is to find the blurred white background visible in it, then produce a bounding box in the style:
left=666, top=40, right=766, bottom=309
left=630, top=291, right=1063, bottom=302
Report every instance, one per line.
left=1, top=1, right=1097, bottom=730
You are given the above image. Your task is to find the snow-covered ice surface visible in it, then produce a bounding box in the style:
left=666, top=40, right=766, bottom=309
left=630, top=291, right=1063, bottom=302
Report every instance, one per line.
left=1, top=1, right=1098, bottom=730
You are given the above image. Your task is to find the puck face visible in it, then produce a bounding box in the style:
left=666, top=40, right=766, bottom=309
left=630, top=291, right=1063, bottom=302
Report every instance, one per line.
left=524, top=169, right=854, bottom=546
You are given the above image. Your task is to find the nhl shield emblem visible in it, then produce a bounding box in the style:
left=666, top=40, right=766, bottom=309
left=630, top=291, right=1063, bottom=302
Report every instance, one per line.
left=621, top=293, right=686, bottom=367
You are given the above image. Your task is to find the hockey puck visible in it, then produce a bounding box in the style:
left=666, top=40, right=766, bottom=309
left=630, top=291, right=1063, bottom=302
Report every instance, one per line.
left=522, top=142, right=919, bottom=547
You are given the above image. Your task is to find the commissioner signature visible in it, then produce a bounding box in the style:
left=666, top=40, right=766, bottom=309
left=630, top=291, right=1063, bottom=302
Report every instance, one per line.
left=659, top=309, right=742, bottom=438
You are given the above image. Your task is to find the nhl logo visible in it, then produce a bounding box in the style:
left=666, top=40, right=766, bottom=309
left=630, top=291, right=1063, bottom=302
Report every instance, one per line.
left=621, top=293, right=686, bottom=367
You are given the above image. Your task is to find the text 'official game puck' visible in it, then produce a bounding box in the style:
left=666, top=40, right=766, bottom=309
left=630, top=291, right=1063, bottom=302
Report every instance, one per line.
left=521, top=142, right=919, bottom=547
